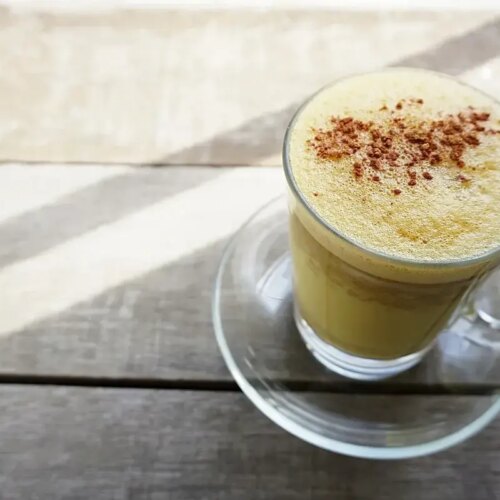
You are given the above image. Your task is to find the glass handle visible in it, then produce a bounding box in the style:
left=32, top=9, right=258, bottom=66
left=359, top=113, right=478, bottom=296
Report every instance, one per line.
left=464, top=267, right=500, bottom=350
left=475, top=267, right=500, bottom=328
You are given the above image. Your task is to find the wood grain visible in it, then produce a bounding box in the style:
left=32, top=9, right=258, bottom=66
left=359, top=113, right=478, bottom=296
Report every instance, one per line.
left=0, top=165, right=498, bottom=391
left=0, top=386, right=498, bottom=500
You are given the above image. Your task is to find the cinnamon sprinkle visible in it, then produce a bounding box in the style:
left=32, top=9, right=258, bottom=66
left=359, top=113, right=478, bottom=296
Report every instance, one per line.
left=307, top=103, right=498, bottom=192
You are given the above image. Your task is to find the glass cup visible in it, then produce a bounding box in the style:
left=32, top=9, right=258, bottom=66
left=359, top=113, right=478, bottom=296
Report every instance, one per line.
left=283, top=77, right=500, bottom=381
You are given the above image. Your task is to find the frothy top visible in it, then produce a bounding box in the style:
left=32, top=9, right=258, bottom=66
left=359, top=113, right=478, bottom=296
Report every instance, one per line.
left=288, top=69, right=500, bottom=263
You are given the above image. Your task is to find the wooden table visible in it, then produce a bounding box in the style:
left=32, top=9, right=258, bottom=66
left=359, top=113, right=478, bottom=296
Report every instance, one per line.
left=0, top=4, right=499, bottom=499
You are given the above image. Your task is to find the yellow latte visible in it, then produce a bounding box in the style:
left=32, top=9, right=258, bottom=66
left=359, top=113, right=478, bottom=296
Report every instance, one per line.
left=286, top=69, right=500, bottom=359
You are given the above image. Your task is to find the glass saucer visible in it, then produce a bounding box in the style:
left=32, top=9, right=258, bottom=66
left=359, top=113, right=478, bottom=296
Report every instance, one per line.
left=212, top=196, right=500, bottom=459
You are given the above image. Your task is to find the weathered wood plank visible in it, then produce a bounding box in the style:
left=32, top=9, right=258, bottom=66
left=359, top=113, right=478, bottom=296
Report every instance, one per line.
left=0, top=165, right=280, bottom=380
left=0, top=386, right=498, bottom=500
left=0, top=6, right=496, bottom=165
left=0, top=165, right=498, bottom=390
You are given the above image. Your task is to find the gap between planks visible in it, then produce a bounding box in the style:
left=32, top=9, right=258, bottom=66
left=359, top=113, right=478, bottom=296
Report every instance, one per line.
left=0, top=373, right=496, bottom=396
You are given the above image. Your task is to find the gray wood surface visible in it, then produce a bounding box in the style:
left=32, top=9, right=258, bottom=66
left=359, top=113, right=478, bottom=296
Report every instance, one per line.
left=0, top=166, right=277, bottom=381
left=0, top=386, right=498, bottom=500
left=0, top=165, right=498, bottom=392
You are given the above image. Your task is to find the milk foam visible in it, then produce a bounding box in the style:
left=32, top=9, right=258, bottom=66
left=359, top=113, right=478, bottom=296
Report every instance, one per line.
left=289, top=69, right=500, bottom=264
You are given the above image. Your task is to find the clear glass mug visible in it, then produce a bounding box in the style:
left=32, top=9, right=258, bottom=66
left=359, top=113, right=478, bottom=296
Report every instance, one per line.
left=283, top=86, right=500, bottom=381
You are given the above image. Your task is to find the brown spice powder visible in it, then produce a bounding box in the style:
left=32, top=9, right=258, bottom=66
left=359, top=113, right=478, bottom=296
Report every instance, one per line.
left=308, top=103, right=498, bottom=194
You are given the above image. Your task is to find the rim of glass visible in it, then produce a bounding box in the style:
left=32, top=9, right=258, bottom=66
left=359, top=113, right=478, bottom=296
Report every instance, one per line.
left=212, top=195, right=500, bottom=459
left=283, top=66, right=500, bottom=270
